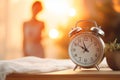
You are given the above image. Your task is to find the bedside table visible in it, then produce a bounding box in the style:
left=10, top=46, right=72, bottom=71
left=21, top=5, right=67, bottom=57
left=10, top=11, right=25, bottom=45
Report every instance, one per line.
left=6, top=68, right=120, bottom=80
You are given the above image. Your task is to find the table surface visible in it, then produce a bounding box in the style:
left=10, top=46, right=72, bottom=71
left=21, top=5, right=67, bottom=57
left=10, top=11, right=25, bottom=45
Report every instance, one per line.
left=6, top=68, right=120, bottom=80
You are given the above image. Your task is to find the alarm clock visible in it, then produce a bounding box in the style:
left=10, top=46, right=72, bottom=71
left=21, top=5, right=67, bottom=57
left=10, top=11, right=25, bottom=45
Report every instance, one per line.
left=68, top=20, right=105, bottom=71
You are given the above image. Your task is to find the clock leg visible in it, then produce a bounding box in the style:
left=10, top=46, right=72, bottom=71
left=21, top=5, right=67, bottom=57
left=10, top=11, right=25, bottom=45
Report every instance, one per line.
left=95, top=65, right=100, bottom=71
left=73, top=65, right=78, bottom=71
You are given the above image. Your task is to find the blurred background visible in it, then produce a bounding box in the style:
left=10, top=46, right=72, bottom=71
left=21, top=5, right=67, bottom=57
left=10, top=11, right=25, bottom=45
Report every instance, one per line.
left=0, top=0, right=120, bottom=60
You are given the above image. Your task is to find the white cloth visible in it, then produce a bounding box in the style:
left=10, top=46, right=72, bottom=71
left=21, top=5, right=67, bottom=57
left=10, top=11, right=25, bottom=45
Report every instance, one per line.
left=0, top=56, right=108, bottom=80
left=0, top=57, right=75, bottom=80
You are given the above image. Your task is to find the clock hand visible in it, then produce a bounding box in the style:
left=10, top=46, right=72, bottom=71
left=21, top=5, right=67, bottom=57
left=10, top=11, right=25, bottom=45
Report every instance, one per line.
left=78, top=43, right=85, bottom=50
left=83, top=48, right=89, bottom=53
left=83, top=41, right=89, bottom=52
left=78, top=43, right=87, bottom=53
left=83, top=41, right=87, bottom=49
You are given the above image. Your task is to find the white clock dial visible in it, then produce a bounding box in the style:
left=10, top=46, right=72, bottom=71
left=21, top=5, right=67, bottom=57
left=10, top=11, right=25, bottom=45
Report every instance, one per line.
left=69, top=32, right=104, bottom=67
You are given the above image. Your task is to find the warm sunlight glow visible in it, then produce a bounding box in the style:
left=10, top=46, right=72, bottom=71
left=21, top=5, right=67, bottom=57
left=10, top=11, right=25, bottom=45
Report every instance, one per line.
left=44, top=0, right=70, bottom=15
left=69, top=8, right=76, bottom=17
left=113, top=0, right=120, bottom=13
left=40, top=0, right=73, bottom=30
left=49, top=29, right=59, bottom=39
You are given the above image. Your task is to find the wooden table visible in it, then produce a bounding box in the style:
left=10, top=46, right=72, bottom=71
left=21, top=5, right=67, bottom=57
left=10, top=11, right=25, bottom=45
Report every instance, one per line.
left=6, top=68, right=120, bottom=80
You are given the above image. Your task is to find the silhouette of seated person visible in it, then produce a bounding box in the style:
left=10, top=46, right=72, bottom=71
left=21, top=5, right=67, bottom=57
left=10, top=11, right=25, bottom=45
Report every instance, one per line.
left=23, top=1, right=45, bottom=58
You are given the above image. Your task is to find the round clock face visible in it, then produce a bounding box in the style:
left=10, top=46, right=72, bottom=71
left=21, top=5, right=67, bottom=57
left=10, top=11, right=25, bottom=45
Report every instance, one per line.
left=68, top=32, right=104, bottom=67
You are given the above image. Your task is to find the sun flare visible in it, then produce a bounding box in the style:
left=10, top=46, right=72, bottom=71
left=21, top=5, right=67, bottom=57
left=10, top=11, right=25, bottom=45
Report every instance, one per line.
left=49, top=29, right=59, bottom=39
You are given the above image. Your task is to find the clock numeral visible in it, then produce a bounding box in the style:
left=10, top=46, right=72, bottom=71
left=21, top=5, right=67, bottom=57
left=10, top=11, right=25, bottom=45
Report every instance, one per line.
left=90, top=57, right=94, bottom=61
left=84, top=37, right=89, bottom=41
left=95, top=53, right=98, bottom=57
left=79, top=57, right=81, bottom=61
left=96, top=48, right=99, bottom=52
left=73, top=42, right=77, bottom=46
left=84, top=58, right=87, bottom=62
left=94, top=42, right=97, bottom=46
left=71, top=48, right=76, bottom=52
left=74, top=54, right=77, bottom=57
left=90, top=38, right=93, bottom=42
left=78, top=38, right=81, bottom=42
